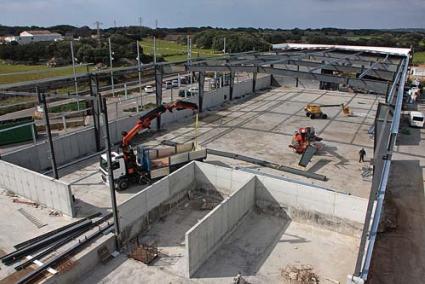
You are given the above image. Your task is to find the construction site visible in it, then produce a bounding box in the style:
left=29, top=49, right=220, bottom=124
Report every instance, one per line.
left=0, top=43, right=424, bottom=284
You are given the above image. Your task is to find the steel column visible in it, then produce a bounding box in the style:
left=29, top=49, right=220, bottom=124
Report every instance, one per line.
left=41, top=94, right=58, bottom=179
left=155, top=65, right=163, bottom=129
left=197, top=72, right=205, bottom=112
left=229, top=71, right=235, bottom=100
left=99, top=97, right=121, bottom=248
left=252, top=72, right=257, bottom=93
left=90, top=74, right=101, bottom=151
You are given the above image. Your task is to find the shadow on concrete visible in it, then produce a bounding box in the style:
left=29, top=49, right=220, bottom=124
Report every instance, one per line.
left=193, top=180, right=305, bottom=279
left=322, top=146, right=350, bottom=168
left=396, top=117, right=422, bottom=146
left=307, top=159, right=332, bottom=174
left=73, top=198, right=111, bottom=218
left=368, top=160, right=425, bottom=284
left=193, top=212, right=293, bottom=279
left=79, top=254, right=128, bottom=284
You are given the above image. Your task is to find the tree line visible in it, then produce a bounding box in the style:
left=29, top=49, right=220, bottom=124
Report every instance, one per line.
left=0, top=25, right=424, bottom=65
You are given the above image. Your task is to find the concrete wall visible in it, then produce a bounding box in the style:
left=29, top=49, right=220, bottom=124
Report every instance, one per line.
left=117, top=162, right=195, bottom=243
left=203, top=87, right=230, bottom=109
left=256, top=75, right=272, bottom=90
left=0, top=160, right=74, bottom=216
left=255, top=174, right=368, bottom=235
left=194, top=161, right=254, bottom=196
left=185, top=177, right=256, bottom=277
left=2, top=127, right=98, bottom=172
left=233, top=79, right=253, bottom=98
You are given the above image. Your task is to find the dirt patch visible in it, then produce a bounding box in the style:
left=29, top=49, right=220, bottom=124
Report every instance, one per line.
left=378, top=192, right=398, bottom=233
left=281, top=264, right=319, bottom=284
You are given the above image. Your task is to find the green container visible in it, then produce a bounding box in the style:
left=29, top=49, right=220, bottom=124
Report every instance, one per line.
left=0, top=116, right=37, bottom=146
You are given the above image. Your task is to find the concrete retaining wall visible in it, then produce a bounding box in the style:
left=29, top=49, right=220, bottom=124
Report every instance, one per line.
left=185, top=177, right=256, bottom=277
left=118, top=162, right=195, bottom=243
left=255, top=174, right=368, bottom=235
left=0, top=160, right=74, bottom=216
left=194, top=161, right=254, bottom=196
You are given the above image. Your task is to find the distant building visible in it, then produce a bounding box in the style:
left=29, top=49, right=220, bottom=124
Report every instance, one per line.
left=4, top=30, right=63, bottom=45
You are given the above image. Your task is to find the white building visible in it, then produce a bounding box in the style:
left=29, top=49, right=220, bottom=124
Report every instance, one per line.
left=4, top=30, right=63, bottom=45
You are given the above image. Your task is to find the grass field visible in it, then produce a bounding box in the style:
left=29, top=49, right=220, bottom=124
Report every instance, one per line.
left=413, top=51, right=425, bottom=65
left=0, top=61, right=92, bottom=85
left=140, top=39, right=219, bottom=62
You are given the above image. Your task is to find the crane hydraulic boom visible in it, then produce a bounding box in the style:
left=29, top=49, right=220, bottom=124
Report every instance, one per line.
left=120, top=100, right=198, bottom=158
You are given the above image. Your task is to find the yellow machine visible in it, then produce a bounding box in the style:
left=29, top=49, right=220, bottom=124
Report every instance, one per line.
left=304, top=104, right=351, bottom=119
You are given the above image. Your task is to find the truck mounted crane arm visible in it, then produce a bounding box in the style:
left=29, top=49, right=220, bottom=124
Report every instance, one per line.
left=121, top=100, right=198, bottom=150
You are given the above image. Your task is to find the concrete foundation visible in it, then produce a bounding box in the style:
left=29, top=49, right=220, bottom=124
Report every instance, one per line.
left=111, top=161, right=368, bottom=281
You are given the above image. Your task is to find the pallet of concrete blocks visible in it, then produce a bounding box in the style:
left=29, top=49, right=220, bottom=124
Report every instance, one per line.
left=129, top=243, right=159, bottom=265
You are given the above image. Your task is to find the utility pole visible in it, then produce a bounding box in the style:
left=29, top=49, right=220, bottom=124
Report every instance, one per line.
left=100, top=96, right=121, bottom=247
left=153, top=19, right=158, bottom=64
left=223, top=37, right=226, bottom=54
left=108, top=37, right=115, bottom=97
left=187, top=35, right=192, bottom=84
left=41, top=94, right=58, bottom=179
left=70, top=40, right=80, bottom=111
left=138, top=16, right=143, bottom=37
left=136, top=40, right=143, bottom=108
left=94, top=21, right=103, bottom=46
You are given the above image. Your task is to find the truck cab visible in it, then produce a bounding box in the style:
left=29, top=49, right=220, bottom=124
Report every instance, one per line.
left=100, top=152, right=130, bottom=190
left=409, top=111, right=424, bottom=128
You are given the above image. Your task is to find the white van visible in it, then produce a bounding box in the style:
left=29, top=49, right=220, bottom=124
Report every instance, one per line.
left=409, top=111, right=424, bottom=128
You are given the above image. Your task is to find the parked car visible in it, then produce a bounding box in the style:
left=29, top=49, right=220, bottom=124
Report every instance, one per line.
left=189, top=86, right=199, bottom=94
left=164, top=81, right=172, bottom=89
left=172, top=80, right=179, bottom=88
left=144, top=85, right=155, bottom=93
left=178, top=90, right=196, bottom=98
left=409, top=111, right=424, bottom=128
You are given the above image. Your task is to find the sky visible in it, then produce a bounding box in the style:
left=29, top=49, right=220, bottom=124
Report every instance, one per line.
left=0, top=0, right=424, bottom=29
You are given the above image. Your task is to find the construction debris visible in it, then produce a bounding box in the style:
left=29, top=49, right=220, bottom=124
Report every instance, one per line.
left=13, top=199, right=39, bottom=208
left=281, top=264, right=319, bottom=284
left=129, top=243, right=159, bottom=264
left=233, top=272, right=250, bottom=284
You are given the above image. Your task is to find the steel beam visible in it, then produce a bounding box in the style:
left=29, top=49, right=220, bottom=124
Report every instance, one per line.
left=188, top=65, right=390, bottom=94
left=207, top=149, right=327, bottom=181
left=358, top=54, right=389, bottom=79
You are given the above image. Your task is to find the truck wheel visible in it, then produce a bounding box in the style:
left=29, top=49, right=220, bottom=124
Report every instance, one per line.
left=306, top=112, right=311, bottom=117
left=322, top=114, right=328, bottom=119
left=117, top=179, right=129, bottom=191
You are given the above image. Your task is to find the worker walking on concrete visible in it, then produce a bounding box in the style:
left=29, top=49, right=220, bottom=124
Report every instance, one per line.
left=359, top=148, right=366, bottom=163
